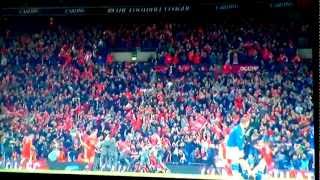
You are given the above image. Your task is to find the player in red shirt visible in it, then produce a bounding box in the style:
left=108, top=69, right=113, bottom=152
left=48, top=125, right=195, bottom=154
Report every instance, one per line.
left=20, top=134, right=35, bottom=169
left=78, top=129, right=98, bottom=169
left=250, top=140, right=274, bottom=177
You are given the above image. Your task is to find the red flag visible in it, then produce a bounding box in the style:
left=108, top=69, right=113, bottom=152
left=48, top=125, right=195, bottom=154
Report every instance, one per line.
left=164, top=53, right=173, bottom=65
left=223, top=64, right=232, bottom=74
left=106, top=54, right=113, bottom=64
left=193, top=53, right=201, bottom=64
left=188, top=51, right=194, bottom=62
left=173, top=54, right=179, bottom=64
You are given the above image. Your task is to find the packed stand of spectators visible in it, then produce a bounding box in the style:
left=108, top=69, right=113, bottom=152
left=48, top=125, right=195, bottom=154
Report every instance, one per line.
left=0, top=22, right=313, bottom=175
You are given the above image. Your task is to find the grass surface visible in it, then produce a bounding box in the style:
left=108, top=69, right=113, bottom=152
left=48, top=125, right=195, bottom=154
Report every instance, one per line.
left=0, top=169, right=226, bottom=179
left=0, top=169, right=314, bottom=180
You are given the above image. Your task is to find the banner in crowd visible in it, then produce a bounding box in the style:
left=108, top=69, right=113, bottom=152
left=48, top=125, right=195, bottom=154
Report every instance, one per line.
left=223, top=64, right=260, bottom=74
left=269, top=0, right=295, bottom=8
left=1, top=1, right=299, bottom=17
left=297, top=48, right=312, bottom=59
left=47, top=161, right=87, bottom=170
left=166, top=163, right=207, bottom=174
left=214, top=2, right=240, bottom=12
left=153, top=64, right=259, bottom=74
left=111, top=51, right=156, bottom=62
left=1, top=5, right=192, bottom=16
left=232, top=64, right=259, bottom=73
left=106, top=5, right=191, bottom=15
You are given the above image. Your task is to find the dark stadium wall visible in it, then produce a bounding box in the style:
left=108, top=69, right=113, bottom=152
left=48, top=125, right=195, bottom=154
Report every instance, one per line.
left=2, top=11, right=309, bottom=32
left=1, top=1, right=311, bottom=27
left=0, top=0, right=193, bottom=7
left=296, top=0, right=312, bottom=10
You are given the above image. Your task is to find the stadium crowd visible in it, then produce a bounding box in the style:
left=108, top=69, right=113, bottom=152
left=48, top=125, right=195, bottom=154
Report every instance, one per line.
left=0, top=22, right=313, bottom=177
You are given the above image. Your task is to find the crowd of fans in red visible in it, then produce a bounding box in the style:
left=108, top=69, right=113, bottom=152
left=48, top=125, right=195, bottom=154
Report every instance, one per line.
left=0, top=22, right=313, bottom=176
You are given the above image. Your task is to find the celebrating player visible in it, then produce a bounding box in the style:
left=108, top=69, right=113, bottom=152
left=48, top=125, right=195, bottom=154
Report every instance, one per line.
left=225, top=114, right=253, bottom=178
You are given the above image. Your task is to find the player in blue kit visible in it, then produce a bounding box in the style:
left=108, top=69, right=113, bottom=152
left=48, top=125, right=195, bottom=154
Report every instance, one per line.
left=225, top=113, right=253, bottom=178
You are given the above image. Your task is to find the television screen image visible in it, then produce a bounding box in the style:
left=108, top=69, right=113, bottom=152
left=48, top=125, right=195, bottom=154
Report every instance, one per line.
left=0, top=1, right=314, bottom=179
